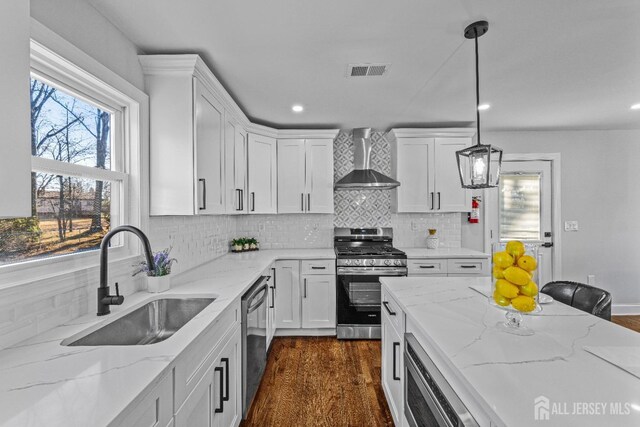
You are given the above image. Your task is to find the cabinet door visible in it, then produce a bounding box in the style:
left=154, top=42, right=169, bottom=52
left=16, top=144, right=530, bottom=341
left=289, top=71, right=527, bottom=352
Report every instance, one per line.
left=301, top=275, right=336, bottom=329
left=395, top=138, right=434, bottom=212
left=381, top=312, right=403, bottom=426
left=275, top=261, right=301, bottom=329
left=0, top=0, right=30, bottom=218
left=115, top=370, right=173, bottom=427
left=248, top=134, right=277, bottom=214
left=305, top=139, right=334, bottom=213
left=215, top=327, right=241, bottom=427
left=434, top=138, right=471, bottom=212
left=266, top=267, right=277, bottom=348
left=194, top=78, right=225, bottom=214
left=277, top=139, right=306, bottom=213
left=175, top=365, right=217, bottom=427
left=224, top=117, right=247, bottom=214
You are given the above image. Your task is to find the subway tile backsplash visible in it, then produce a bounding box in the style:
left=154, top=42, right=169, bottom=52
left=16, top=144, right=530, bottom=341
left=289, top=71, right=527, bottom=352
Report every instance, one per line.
left=235, top=214, right=333, bottom=249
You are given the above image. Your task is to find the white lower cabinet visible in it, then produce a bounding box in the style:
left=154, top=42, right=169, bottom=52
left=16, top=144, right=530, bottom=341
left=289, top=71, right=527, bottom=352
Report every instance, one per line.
left=408, top=257, right=489, bottom=277
left=114, top=369, right=173, bottom=427
left=275, top=260, right=336, bottom=332
left=381, top=289, right=405, bottom=427
left=266, top=264, right=277, bottom=349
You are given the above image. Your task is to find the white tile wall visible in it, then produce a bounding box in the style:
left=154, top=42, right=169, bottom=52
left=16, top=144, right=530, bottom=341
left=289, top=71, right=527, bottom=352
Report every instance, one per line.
left=235, top=214, right=333, bottom=249
left=392, top=213, right=462, bottom=248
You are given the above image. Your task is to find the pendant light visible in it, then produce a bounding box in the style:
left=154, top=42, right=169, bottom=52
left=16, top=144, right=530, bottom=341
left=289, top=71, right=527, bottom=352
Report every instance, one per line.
left=456, top=21, right=503, bottom=189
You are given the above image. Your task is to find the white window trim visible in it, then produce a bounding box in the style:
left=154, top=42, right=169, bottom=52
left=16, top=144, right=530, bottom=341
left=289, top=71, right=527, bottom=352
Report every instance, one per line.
left=0, top=27, right=149, bottom=289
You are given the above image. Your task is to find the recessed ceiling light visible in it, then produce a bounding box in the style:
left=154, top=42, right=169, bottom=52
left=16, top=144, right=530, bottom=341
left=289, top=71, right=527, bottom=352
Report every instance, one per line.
left=292, top=104, right=304, bottom=113
left=478, top=104, right=491, bottom=111
left=631, top=103, right=640, bottom=110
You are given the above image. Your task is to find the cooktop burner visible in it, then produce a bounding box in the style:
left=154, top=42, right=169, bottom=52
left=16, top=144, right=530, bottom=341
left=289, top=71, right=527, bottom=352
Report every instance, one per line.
left=334, top=227, right=407, bottom=267
left=335, top=246, right=405, bottom=257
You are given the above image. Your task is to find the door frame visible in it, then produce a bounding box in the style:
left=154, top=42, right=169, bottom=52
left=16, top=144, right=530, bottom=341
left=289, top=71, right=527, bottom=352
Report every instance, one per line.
left=483, top=153, right=562, bottom=281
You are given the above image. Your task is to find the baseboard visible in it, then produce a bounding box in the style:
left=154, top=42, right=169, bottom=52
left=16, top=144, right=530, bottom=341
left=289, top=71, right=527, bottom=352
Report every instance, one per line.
left=274, top=328, right=336, bottom=337
left=612, top=304, right=640, bottom=315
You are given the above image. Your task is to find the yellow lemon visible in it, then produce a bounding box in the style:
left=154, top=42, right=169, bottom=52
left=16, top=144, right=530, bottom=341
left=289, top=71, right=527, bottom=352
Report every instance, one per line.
left=505, top=240, right=526, bottom=259
left=519, top=281, right=539, bottom=297
left=495, top=279, right=519, bottom=299
left=517, top=255, right=538, bottom=272
left=493, top=251, right=514, bottom=269
left=503, top=266, right=531, bottom=286
left=511, top=295, right=536, bottom=313
left=492, top=266, right=505, bottom=279
left=493, top=291, right=511, bottom=307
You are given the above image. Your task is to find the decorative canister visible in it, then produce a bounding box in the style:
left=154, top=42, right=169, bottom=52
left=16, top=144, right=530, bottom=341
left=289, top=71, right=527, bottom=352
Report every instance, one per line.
left=426, top=229, right=439, bottom=249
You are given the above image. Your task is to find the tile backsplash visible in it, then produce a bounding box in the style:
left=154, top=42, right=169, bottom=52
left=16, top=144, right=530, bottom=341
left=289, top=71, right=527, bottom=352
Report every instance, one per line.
left=235, top=214, right=333, bottom=249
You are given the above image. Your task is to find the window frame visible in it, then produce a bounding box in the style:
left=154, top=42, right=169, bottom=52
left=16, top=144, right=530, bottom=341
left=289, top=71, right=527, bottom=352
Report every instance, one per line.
left=0, top=38, right=146, bottom=285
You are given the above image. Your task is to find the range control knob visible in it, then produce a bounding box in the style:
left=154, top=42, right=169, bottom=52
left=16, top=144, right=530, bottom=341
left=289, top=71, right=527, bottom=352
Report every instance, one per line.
left=384, top=259, right=391, bottom=266
left=394, top=260, right=402, bottom=266
left=353, top=259, right=361, bottom=266
left=344, top=259, right=352, bottom=266
left=367, top=259, right=376, bottom=266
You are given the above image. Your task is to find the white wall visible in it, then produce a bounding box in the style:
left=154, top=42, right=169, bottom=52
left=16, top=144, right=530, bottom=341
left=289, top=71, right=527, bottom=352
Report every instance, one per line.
left=479, top=130, right=640, bottom=310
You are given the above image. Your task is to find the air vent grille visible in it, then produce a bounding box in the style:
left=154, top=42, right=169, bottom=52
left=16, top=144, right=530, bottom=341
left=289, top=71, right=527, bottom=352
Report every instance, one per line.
left=347, top=63, right=390, bottom=77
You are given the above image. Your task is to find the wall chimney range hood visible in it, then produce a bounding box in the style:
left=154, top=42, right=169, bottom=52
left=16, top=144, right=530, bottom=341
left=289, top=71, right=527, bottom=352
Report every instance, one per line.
left=334, top=128, right=400, bottom=190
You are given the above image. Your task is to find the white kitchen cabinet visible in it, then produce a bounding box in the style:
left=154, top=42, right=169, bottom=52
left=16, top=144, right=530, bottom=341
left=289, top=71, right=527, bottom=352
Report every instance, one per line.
left=381, top=289, right=404, bottom=427
left=275, top=260, right=301, bottom=329
left=248, top=134, right=277, bottom=214
left=266, top=264, right=277, bottom=349
left=390, top=129, right=475, bottom=213
left=407, top=257, right=489, bottom=277
left=141, top=56, right=226, bottom=216
left=277, top=138, right=333, bottom=213
left=114, top=370, right=173, bottom=427
left=0, top=0, right=31, bottom=218
left=216, top=326, right=242, bottom=427
left=301, top=274, right=336, bottom=328
left=224, top=115, right=248, bottom=214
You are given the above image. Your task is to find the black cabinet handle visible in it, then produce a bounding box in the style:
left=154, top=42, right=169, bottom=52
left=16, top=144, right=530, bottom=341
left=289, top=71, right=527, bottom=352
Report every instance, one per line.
left=393, top=342, right=400, bottom=380
left=430, top=192, right=434, bottom=210
left=271, top=267, right=276, bottom=289
left=236, top=189, right=242, bottom=211
left=214, top=366, right=224, bottom=413
left=419, top=265, right=435, bottom=269
left=240, top=189, right=243, bottom=211
left=269, top=286, right=275, bottom=308
left=221, top=358, right=229, bottom=402
left=311, top=266, right=326, bottom=270
left=382, top=301, right=396, bottom=316
left=307, top=193, right=311, bottom=212
left=460, top=265, right=477, bottom=269
left=198, top=178, right=206, bottom=210
left=251, top=192, right=255, bottom=212
left=303, top=278, right=307, bottom=298
left=301, top=193, right=304, bottom=212
left=437, top=191, right=441, bottom=210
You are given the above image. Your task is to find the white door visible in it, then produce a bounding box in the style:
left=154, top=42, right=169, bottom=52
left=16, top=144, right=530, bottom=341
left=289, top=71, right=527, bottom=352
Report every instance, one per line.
left=490, top=160, right=555, bottom=287
left=305, top=139, right=334, bottom=213
left=275, top=261, right=301, bottom=329
left=434, top=138, right=471, bottom=212
left=194, top=79, right=225, bottom=214
left=247, top=134, right=277, bottom=214
left=301, top=275, right=336, bottom=329
left=395, top=138, right=434, bottom=212
left=277, top=139, right=306, bottom=213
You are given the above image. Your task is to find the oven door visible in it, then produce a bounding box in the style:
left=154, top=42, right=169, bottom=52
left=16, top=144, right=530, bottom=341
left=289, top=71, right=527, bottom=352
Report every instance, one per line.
left=404, top=334, right=479, bottom=427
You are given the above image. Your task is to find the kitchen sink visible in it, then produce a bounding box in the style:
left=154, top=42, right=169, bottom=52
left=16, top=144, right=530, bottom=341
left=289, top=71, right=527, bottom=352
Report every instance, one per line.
left=63, top=297, right=215, bottom=346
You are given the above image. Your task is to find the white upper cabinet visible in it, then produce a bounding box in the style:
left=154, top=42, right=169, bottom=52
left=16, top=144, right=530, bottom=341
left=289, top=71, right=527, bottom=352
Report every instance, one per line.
left=141, top=55, right=226, bottom=215
left=0, top=1, right=31, bottom=218
left=224, top=115, right=248, bottom=214
left=390, top=129, right=474, bottom=213
left=277, top=138, right=334, bottom=214
left=248, top=134, right=277, bottom=214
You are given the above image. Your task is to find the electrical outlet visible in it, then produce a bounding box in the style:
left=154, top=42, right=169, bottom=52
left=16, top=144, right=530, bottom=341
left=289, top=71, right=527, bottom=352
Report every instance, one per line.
left=258, top=222, right=265, bottom=232
left=411, top=221, right=418, bottom=231
left=587, top=275, right=596, bottom=286
left=564, top=221, right=579, bottom=232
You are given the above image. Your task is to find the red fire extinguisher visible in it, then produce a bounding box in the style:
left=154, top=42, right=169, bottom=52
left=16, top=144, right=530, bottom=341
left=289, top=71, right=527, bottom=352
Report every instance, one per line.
left=468, top=196, right=480, bottom=223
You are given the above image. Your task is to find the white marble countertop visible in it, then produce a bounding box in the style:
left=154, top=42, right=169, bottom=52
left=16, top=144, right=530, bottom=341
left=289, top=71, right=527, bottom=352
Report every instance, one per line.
left=400, top=247, right=489, bottom=259
left=381, top=276, right=640, bottom=427
left=0, top=249, right=334, bottom=427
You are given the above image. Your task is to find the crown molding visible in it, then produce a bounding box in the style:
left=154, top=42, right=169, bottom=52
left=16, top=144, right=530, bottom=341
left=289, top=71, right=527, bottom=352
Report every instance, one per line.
left=276, top=129, right=340, bottom=139
left=389, top=128, right=476, bottom=139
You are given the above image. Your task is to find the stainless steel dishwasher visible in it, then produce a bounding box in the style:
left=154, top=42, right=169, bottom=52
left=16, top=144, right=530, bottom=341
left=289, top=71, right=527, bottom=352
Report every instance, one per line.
left=241, top=275, right=269, bottom=418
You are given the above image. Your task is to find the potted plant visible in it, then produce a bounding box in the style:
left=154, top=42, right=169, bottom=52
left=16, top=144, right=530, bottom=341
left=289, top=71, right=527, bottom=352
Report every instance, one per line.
left=133, top=247, right=177, bottom=293
left=242, top=238, right=250, bottom=251
left=231, top=238, right=243, bottom=252
left=248, top=238, right=259, bottom=250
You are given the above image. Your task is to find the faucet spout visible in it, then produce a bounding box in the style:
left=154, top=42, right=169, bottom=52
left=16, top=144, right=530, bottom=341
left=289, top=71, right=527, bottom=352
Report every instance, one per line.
left=98, top=225, right=155, bottom=316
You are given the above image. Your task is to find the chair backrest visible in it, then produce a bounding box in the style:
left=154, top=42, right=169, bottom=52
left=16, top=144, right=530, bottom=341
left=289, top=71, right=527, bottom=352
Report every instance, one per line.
left=541, top=281, right=612, bottom=321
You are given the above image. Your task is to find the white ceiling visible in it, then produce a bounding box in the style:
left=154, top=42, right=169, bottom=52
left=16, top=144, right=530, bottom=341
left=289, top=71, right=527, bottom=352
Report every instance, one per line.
left=87, top=0, right=640, bottom=131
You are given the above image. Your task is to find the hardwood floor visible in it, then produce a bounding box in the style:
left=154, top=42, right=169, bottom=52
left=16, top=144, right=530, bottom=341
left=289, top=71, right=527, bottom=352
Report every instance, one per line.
left=612, top=315, right=640, bottom=333
left=241, top=337, right=394, bottom=427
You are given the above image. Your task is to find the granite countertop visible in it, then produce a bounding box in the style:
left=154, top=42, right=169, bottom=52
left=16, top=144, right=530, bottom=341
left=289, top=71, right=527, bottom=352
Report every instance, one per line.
left=0, top=249, right=335, bottom=427
left=400, top=247, right=489, bottom=259
left=380, top=276, right=640, bottom=427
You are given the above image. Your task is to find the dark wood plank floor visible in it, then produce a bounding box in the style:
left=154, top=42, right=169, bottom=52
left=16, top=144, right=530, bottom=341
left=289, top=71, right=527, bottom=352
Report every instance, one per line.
left=241, top=337, right=394, bottom=427
left=612, top=315, right=640, bottom=333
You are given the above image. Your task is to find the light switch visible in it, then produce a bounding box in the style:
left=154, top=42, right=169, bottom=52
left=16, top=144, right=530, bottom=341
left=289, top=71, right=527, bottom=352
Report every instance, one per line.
left=564, top=221, right=579, bottom=232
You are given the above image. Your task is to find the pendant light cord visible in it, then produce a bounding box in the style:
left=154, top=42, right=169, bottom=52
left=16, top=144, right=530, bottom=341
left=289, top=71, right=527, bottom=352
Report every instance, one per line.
left=475, top=27, right=481, bottom=146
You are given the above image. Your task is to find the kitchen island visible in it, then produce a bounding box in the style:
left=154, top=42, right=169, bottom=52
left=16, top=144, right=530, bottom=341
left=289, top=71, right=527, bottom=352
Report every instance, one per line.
left=380, top=276, right=640, bottom=427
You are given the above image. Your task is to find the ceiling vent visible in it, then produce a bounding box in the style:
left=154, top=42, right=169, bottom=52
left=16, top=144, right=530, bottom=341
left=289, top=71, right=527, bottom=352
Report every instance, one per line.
left=347, top=63, right=390, bottom=77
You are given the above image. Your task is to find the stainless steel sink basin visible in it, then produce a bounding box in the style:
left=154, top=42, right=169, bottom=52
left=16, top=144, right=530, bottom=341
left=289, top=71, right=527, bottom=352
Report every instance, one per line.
left=64, top=297, right=215, bottom=346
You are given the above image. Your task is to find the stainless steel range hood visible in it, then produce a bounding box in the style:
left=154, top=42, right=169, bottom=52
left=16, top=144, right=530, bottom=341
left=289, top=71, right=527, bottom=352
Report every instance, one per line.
left=334, top=128, right=400, bottom=190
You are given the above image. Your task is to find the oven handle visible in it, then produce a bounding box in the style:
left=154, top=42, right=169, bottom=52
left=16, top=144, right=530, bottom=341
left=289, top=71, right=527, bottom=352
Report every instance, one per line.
left=337, top=268, right=407, bottom=276
left=382, top=301, right=396, bottom=316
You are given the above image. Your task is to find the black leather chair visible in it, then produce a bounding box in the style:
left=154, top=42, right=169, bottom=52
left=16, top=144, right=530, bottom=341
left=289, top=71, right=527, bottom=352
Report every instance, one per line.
left=540, top=281, right=612, bottom=321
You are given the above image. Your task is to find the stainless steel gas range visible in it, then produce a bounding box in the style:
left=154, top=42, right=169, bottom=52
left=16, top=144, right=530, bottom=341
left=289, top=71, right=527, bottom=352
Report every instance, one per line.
left=335, top=227, right=407, bottom=339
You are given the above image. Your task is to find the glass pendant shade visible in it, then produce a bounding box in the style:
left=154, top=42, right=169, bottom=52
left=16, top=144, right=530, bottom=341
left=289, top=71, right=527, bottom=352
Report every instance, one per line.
left=456, top=143, right=503, bottom=188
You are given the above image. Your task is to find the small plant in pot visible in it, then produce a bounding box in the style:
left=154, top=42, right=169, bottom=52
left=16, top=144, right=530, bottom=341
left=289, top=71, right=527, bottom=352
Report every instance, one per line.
left=133, top=247, right=177, bottom=293
left=242, top=238, right=250, bottom=251
left=231, top=238, right=244, bottom=252
left=248, top=238, right=259, bottom=250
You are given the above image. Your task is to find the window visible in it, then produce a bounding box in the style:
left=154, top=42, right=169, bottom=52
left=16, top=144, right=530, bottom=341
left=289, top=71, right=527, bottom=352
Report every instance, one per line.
left=0, top=73, right=127, bottom=266
left=499, top=173, right=542, bottom=241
